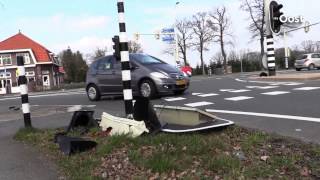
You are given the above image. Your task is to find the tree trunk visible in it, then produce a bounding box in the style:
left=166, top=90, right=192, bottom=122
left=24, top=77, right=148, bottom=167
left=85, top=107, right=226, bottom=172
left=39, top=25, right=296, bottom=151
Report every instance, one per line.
left=183, top=40, right=187, bottom=65
left=200, top=46, right=205, bottom=75
left=220, top=28, right=227, bottom=73
left=260, top=33, right=265, bottom=70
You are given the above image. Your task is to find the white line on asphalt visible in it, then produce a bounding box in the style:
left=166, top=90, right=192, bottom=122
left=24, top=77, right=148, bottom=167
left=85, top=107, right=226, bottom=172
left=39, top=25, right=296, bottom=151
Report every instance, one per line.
left=246, top=86, right=279, bottom=89
left=197, top=93, right=219, bottom=97
left=229, top=89, right=251, bottom=93
left=235, top=78, right=247, bottom=82
left=261, top=91, right=290, bottom=95
left=192, top=93, right=203, bottom=95
left=220, top=89, right=235, bottom=92
left=293, top=87, right=320, bottom=91
left=205, top=109, right=320, bottom=123
left=282, top=83, right=304, bottom=86
left=0, top=92, right=85, bottom=101
left=164, top=97, right=186, bottom=102
left=225, top=96, right=254, bottom=101
left=185, top=101, right=214, bottom=107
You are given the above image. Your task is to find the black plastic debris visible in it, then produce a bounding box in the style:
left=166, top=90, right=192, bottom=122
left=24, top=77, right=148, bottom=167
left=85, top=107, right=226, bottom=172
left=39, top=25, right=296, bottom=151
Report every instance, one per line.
left=54, top=133, right=97, bottom=155
left=133, top=96, right=162, bottom=134
left=66, top=110, right=98, bottom=133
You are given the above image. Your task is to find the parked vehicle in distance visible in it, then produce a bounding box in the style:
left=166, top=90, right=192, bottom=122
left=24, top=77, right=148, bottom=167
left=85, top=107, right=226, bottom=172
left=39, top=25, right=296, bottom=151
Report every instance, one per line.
left=181, top=65, right=192, bottom=77
left=86, top=53, right=190, bottom=101
left=295, top=53, right=320, bottom=71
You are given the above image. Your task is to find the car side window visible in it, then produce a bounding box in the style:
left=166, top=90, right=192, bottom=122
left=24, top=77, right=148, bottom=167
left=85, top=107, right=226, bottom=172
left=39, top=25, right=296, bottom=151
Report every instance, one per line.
left=97, top=57, right=113, bottom=71
left=311, top=54, right=319, bottom=58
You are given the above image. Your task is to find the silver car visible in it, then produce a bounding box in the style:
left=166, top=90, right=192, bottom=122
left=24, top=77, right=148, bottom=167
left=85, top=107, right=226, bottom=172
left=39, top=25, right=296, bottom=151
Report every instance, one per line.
left=86, top=53, right=190, bottom=101
left=295, top=53, right=320, bottom=71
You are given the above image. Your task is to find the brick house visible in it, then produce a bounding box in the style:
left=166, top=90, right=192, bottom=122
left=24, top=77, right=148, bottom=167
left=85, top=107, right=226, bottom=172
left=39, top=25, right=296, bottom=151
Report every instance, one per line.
left=0, top=32, right=64, bottom=94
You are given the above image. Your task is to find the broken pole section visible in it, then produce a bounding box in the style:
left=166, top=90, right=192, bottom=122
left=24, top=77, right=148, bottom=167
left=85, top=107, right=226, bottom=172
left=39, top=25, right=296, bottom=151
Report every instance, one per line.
left=17, top=56, right=32, bottom=127
left=117, top=0, right=134, bottom=118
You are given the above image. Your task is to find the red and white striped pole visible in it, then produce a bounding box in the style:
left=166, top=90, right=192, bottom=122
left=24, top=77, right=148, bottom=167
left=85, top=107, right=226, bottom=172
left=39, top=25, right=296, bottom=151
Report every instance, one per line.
left=17, top=56, right=32, bottom=127
left=117, top=0, right=134, bottom=118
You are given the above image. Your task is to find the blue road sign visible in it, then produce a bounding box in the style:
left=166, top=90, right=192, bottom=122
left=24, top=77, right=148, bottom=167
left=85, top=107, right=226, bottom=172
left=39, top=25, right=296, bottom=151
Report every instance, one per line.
left=162, top=28, right=175, bottom=33
left=162, top=36, right=175, bottom=42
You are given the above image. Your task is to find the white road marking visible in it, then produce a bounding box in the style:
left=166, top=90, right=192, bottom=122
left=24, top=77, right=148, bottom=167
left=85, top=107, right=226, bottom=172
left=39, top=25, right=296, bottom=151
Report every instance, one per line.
left=225, top=96, right=254, bottom=101
left=261, top=91, right=290, bottom=95
left=293, top=87, right=320, bottom=91
left=220, top=89, right=235, bottom=92
left=198, top=93, right=219, bottom=97
left=246, top=86, right=279, bottom=89
left=235, top=78, right=247, bottom=82
left=283, top=83, right=304, bottom=86
left=229, top=89, right=251, bottom=93
left=185, top=101, right=214, bottom=107
left=205, top=109, right=320, bottom=123
left=295, top=129, right=302, bottom=132
left=164, top=97, right=186, bottom=102
left=67, top=105, right=83, bottom=112
left=192, top=93, right=203, bottom=95
left=0, top=91, right=86, bottom=101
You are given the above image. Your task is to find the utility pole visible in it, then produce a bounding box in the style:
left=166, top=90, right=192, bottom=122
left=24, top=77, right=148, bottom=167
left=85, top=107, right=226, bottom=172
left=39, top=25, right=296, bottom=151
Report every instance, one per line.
left=174, top=1, right=180, bottom=68
left=283, top=28, right=289, bottom=69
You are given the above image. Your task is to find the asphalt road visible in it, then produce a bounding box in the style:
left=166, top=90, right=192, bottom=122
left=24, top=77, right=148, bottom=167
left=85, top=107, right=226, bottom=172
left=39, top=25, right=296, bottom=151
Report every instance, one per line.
left=0, top=70, right=320, bottom=179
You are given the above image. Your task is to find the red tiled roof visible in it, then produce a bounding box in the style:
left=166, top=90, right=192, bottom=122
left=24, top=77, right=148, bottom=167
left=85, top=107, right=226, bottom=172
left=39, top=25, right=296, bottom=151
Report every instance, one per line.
left=0, top=32, right=52, bottom=62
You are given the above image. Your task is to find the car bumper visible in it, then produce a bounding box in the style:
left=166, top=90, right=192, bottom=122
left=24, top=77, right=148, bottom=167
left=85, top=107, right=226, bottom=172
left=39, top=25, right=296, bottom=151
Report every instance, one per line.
left=295, top=63, right=308, bottom=68
left=155, top=78, right=190, bottom=94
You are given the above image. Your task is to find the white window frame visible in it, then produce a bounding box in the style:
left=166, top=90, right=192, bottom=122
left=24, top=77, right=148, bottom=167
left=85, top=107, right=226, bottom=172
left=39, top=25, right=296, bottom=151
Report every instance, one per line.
left=0, top=72, right=11, bottom=78
left=0, top=54, right=12, bottom=65
left=16, top=53, right=31, bottom=64
left=26, top=71, right=35, bottom=76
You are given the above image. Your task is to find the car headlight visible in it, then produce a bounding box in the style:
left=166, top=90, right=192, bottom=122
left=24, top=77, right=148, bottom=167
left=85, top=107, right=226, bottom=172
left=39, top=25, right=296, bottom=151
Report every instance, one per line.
left=151, top=72, right=169, bottom=79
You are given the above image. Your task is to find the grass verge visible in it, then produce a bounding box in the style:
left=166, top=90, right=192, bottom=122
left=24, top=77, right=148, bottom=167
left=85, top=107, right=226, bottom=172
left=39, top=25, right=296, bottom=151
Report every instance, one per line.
left=15, top=126, right=320, bottom=179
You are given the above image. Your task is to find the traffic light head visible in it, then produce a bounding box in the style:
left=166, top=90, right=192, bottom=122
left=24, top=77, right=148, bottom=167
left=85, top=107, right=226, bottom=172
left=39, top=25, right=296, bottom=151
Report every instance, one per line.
left=112, top=35, right=120, bottom=60
left=269, top=1, right=284, bottom=34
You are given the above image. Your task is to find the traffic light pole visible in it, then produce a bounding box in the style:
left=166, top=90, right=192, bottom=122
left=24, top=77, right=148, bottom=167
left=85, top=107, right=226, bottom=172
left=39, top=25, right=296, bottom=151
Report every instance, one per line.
left=264, top=0, right=276, bottom=76
left=117, top=0, right=133, bottom=118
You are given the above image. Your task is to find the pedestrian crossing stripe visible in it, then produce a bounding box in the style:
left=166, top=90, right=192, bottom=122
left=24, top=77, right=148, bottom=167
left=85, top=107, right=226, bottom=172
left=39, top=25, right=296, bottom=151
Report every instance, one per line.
left=293, top=87, right=320, bottom=91
left=185, top=102, right=214, bottom=107
left=261, top=91, right=290, bottom=95
left=164, top=97, right=186, bottom=102
left=197, top=93, right=219, bottom=97
left=225, top=96, right=254, bottom=101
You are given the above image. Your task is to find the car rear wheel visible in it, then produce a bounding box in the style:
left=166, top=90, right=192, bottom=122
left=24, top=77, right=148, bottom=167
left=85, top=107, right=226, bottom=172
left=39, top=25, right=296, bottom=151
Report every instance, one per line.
left=139, top=79, right=156, bottom=98
left=296, top=68, right=301, bottom=71
left=87, top=84, right=101, bottom=101
left=308, top=64, right=315, bottom=70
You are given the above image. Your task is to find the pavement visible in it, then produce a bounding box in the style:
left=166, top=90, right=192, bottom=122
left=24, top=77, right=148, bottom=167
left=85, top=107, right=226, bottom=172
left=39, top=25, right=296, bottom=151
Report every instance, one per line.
left=0, top=70, right=320, bottom=179
left=250, top=72, right=320, bottom=81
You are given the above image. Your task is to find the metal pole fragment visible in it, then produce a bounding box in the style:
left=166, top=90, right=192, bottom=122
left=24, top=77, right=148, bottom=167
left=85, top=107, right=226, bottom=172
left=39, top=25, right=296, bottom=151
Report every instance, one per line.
left=117, top=0, right=133, bottom=118
left=17, top=56, right=32, bottom=127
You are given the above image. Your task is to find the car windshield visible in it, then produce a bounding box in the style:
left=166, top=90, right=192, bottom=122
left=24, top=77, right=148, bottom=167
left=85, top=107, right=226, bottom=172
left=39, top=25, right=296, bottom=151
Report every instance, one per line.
left=131, top=54, right=164, bottom=64
left=297, top=55, right=308, bottom=59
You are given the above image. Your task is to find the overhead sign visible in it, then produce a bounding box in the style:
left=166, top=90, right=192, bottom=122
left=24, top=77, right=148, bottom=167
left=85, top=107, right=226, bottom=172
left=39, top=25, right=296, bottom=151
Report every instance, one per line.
left=161, top=28, right=174, bottom=33
left=280, top=15, right=304, bottom=24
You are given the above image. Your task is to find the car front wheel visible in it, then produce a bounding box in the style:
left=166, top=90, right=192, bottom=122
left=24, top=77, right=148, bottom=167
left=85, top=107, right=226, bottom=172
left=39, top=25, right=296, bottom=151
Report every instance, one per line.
left=87, top=84, right=101, bottom=101
left=308, top=64, right=315, bottom=70
left=174, top=90, right=185, bottom=95
left=296, top=68, right=301, bottom=71
left=139, top=79, right=156, bottom=98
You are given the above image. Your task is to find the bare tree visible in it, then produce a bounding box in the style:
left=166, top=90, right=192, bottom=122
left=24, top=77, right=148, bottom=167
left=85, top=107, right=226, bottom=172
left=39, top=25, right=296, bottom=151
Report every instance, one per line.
left=190, top=12, right=216, bottom=75
left=240, top=0, right=265, bottom=68
left=208, top=6, right=233, bottom=72
left=128, top=41, right=143, bottom=53
left=93, top=47, right=107, bottom=60
left=177, top=19, right=193, bottom=65
left=301, top=40, right=315, bottom=53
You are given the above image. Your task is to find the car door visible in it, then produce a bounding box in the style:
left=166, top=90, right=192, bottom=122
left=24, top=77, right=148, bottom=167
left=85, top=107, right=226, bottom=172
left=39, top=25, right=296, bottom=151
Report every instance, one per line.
left=96, top=57, right=117, bottom=94
left=110, top=57, right=123, bottom=93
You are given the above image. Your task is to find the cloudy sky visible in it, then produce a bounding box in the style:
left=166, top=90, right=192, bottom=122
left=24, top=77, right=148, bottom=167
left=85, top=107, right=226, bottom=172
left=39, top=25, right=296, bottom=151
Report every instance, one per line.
left=0, top=0, right=319, bottom=67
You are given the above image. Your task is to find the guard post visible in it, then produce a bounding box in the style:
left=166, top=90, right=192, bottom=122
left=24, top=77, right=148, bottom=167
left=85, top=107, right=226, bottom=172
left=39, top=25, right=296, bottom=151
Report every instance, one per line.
left=17, top=56, right=32, bottom=127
